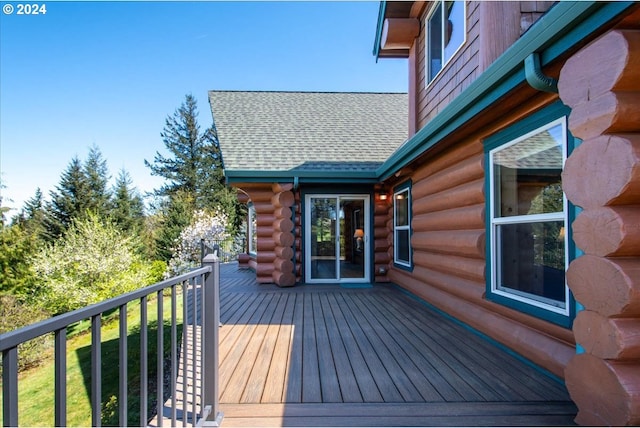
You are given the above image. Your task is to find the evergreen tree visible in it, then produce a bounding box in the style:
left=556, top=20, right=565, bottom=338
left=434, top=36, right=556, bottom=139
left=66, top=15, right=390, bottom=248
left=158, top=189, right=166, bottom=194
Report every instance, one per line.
left=19, top=188, right=47, bottom=241
left=144, top=94, right=227, bottom=209
left=0, top=222, right=36, bottom=296
left=144, top=94, right=245, bottom=255
left=44, top=148, right=113, bottom=240
left=0, top=179, right=10, bottom=226
left=45, top=156, right=87, bottom=240
left=154, top=191, right=194, bottom=262
left=198, top=125, right=245, bottom=230
left=83, top=145, right=111, bottom=216
left=111, top=169, right=145, bottom=235
left=145, top=93, right=200, bottom=199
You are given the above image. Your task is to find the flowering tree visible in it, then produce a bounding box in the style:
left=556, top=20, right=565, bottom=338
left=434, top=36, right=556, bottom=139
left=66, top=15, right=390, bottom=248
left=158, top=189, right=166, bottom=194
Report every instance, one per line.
left=31, top=214, right=157, bottom=314
left=167, top=210, right=229, bottom=275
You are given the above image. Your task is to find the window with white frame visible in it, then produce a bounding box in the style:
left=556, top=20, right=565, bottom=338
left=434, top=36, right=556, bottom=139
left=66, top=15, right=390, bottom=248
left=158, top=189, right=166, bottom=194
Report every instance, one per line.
left=248, top=203, right=257, bottom=255
left=393, top=184, right=412, bottom=268
left=489, top=117, right=569, bottom=319
left=426, top=0, right=466, bottom=84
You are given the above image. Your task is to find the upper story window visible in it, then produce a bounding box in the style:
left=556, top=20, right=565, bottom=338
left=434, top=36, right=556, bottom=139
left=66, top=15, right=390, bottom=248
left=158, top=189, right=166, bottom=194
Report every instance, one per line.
left=393, top=182, right=412, bottom=269
left=426, top=0, right=466, bottom=84
left=487, top=113, right=573, bottom=326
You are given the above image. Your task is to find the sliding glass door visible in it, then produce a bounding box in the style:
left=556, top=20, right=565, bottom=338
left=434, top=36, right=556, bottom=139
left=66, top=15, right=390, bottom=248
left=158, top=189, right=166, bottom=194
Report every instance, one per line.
left=305, top=194, right=370, bottom=283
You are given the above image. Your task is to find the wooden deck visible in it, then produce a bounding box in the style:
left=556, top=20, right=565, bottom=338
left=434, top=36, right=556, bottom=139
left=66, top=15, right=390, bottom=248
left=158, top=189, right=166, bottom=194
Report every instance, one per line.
left=214, top=263, right=576, bottom=427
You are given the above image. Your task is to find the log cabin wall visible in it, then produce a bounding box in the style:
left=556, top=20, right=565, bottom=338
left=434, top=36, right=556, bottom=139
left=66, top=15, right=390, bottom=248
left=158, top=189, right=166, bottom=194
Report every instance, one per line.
left=374, top=185, right=392, bottom=283
left=235, top=183, right=296, bottom=287
left=557, top=18, right=640, bottom=426
left=271, top=183, right=296, bottom=286
left=293, top=190, right=302, bottom=282
left=386, top=91, right=577, bottom=380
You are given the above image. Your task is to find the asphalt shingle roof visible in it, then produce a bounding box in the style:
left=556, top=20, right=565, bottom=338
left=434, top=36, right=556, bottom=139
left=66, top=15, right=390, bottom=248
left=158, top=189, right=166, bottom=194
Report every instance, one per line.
left=208, top=91, right=408, bottom=175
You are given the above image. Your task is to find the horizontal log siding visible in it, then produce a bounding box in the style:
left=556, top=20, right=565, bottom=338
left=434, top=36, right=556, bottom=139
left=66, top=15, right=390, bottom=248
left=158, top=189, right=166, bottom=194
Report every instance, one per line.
left=388, top=137, right=574, bottom=379
left=416, top=2, right=480, bottom=130
left=559, top=22, right=640, bottom=426
left=271, top=186, right=295, bottom=287
left=374, top=198, right=392, bottom=282
left=294, top=191, right=302, bottom=281
left=248, top=187, right=278, bottom=283
left=236, top=184, right=297, bottom=286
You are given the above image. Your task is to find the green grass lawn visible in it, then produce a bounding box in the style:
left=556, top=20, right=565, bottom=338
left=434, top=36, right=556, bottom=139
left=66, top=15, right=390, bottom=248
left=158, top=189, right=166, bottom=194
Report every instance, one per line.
left=1, top=290, right=184, bottom=427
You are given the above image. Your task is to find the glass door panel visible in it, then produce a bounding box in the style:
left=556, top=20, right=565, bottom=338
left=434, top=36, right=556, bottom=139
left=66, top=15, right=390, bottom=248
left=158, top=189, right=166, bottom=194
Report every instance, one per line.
left=310, top=197, right=338, bottom=280
left=340, top=198, right=365, bottom=280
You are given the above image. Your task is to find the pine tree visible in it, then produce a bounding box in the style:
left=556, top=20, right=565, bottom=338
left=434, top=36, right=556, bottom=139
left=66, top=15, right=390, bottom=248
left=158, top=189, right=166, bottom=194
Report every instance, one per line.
left=45, top=156, right=88, bottom=240
left=44, top=148, right=113, bottom=240
left=19, top=188, right=47, bottom=241
left=0, top=179, right=10, bottom=226
left=111, top=169, right=145, bottom=235
left=83, top=145, right=111, bottom=217
left=0, top=222, right=37, bottom=296
left=144, top=94, right=227, bottom=209
left=153, top=191, right=194, bottom=262
left=144, top=94, right=246, bottom=253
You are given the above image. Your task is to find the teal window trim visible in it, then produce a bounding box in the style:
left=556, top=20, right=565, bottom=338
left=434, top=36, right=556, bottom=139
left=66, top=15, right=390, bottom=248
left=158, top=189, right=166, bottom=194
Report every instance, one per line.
left=484, top=101, right=576, bottom=328
left=393, top=180, right=413, bottom=271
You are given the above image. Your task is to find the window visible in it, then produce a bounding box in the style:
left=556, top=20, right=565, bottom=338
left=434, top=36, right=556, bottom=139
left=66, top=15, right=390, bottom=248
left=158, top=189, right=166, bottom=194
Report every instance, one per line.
left=248, top=203, right=257, bottom=255
left=393, top=183, right=412, bottom=269
left=488, top=117, right=570, bottom=323
left=426, top=0, right=466, bottom=84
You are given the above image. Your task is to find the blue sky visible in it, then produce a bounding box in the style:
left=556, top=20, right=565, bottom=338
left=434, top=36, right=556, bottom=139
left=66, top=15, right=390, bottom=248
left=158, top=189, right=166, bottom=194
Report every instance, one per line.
left=0, top=1, right=407, bottom=215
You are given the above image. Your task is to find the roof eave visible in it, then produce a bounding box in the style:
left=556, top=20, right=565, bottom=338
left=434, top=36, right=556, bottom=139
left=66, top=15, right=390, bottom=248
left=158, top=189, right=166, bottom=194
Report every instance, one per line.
left=225, top=169, right=380, bottom=185
left=376, top=0, right=636, bottom=181
left=372, top=1, right=387, bottom=61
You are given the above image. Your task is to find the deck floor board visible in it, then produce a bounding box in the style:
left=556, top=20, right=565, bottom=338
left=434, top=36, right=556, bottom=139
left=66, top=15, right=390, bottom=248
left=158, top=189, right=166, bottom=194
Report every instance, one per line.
left=163, top=263, right=577, bottom=427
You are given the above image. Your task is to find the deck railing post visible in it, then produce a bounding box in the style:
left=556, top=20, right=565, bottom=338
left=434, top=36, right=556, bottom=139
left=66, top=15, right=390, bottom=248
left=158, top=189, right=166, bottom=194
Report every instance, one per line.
left=200, top=253, right=223, bottom=426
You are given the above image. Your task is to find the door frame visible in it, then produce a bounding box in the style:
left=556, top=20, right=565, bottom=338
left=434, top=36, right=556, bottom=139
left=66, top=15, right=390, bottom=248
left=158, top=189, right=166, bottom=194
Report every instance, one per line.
left=304, top=193, right=371, bottom=284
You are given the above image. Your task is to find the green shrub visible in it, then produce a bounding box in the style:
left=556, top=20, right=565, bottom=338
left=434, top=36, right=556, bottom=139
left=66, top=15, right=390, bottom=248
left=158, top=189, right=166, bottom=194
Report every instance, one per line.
left=0, top=295, right=52, bottom=372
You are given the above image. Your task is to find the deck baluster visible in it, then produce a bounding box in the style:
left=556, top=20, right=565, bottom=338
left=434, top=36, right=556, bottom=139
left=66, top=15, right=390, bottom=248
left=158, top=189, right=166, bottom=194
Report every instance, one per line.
left=171, top=285, right=178, bottom=426
left=54, top=328, right=67, bottom=427
left=157, top=291, right=164, bottom=427
left=191, top=276, right=197, bottom=423
left=91, top=315, right=102, bottom=427
left=182, top=280, right=188, bottom=427
left=119, top=304, right=128, bottom=427
left=140, top=296, right=148, bottom=426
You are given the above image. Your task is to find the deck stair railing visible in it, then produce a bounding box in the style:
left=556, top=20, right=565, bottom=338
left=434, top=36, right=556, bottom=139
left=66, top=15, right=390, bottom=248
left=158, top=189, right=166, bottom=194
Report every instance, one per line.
left=1, top=254, right=223, bottom=427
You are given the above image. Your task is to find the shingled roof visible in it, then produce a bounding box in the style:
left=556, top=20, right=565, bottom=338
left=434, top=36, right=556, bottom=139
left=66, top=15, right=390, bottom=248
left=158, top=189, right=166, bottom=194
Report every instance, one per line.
left=208, top=91, right=408, bottom=181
